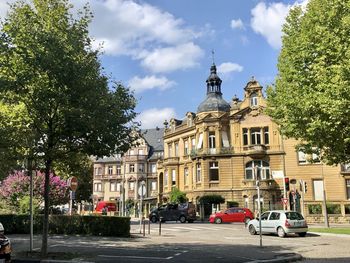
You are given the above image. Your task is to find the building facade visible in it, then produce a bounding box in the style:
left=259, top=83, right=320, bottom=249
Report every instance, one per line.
left=158, top=63, right=350, bottom=223
left=93, top=128, right=164, bottom=215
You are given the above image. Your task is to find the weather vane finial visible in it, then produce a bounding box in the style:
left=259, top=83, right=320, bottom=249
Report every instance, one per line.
left=211, top=49, right=215, bottom=64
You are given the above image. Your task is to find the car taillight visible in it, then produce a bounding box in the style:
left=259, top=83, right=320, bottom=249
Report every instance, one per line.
left=285, top=220, right=291, bottom=228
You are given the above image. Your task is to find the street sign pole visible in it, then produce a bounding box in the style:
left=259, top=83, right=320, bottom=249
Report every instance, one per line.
left=138, top=181, right=146, bottom=233
left=255, top=166, right=262, bottom=248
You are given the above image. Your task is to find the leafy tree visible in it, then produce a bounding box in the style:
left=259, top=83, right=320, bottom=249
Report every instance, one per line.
left=266, top=0, right=350, bottom=165
left=0, top=0, right=137, bottom=255
left=0, top=171, right=69, bottom=211
left=169, top=187, right=187, bottom=203
left=199, top=194, right=225, bottom=205
left=54, top=153, right=93, bottom=202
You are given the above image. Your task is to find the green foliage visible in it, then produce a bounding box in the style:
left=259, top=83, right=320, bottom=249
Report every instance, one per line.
left=326, top=203, right=341, bottom=214
left=0, top=214, right=130, bottom=237
left=0, top=0, right=138, bottom=253
left=18, top=196, right=41, bottom=214
left=266, top=0, right=350, bottom=165
left=169, top=187, right=187, bottom=204
left=199, top=194, right=225, bottom=205
left=308, top=204, right=322, bottom=214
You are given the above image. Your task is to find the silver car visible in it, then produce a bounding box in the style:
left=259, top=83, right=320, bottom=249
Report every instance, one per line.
left=248, top=210, right=308, bottom=237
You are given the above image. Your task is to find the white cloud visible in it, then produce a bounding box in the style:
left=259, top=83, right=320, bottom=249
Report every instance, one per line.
left=217, top=62, right=243, bottom=76
left=136, top=107, right=176, bottom=129
left=231, top=19, right=245, bottom=30
left=139, top=43, right=204, bottom=73
left=128, top=75, right=176, bottom=93
left=250, top=0, right=309, bottom=49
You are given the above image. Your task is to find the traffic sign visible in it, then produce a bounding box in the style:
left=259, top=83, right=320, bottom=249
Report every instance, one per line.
left=282, top=198, right=288, bottom=205
left=138, top=184, right=146, bottom=197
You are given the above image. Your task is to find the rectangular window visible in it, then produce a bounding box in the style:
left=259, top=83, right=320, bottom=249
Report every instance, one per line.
left=346, top=179, right=350, bottom=200
left=196, top=163, right=201, bottom=182
left=168, top=144, right=172, bottom=157
left=209, top=162, right=219, bottom=181
left=191, top=138, right=196, bottom=150
left=139, top=163, right=145, bottom=172
left=184, top=140, right=189, bottom=155
left=298, top=151, right=307, bottom=164
left=184, top=167, right=189, bottom=185
left=313, top=179, right=324, bottom=201
left=151, top=163, right=156, bottom=173
left=175, top=143, right=179, bottom=157
left=151, top=181, right=157, bottom=191
left=251, top=128, right=261, bottom=145
left=129, top=164, right=135, bottom=173
left=172, top=170, right=176, bottom=185
left=197, top=133, right=203, bottom=149
left=129, top=181, right=135, bottom=191
left=129, top=149, right=134, bottom=155
left=164, top=171, right=168, bottom=186
left=98, top=167, right=102, bottom=175
left=209, top=132, right=216, bottom=149
left=264, top=127, right=269, bottom=144
left=243, top=128, right=248, bottom=145
left=110, top=181, right=117, bottom=192
left=116, top=183, right=121, bottom=192
left=116, top=165, right=121, bottom=175
left=138, top=149, right=144, bottom=155
left=108, top=166, right=113, bottom=175
left=222, top=131, right=230, bottom=148
left=94, top=183, right=102, bottom=192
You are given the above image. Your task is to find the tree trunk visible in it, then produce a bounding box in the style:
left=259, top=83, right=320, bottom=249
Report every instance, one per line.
left=41, top=158, right=52, bottom=257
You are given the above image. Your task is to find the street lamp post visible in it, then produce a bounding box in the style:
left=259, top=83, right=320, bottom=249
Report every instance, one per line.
left=255, top=166, right=262, bottom=248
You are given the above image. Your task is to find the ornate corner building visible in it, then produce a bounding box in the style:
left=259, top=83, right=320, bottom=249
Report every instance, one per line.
left=92, top=128, right=164, bottom=214
left=158, top=63, right=350, bottom=223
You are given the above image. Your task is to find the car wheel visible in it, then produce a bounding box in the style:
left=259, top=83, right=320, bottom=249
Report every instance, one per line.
left=298, top=232, right=307, bottom=237
left=150, top=216, right=157, bottom=223
left=215, top=217, right=222, bottom=224
left=244, top=217, right=251, bottom=224
left=277, top=227, right=286, bottom=238
left=249, top=225, right=256, bottom=235
left=179, top=215, right=186, bottom=223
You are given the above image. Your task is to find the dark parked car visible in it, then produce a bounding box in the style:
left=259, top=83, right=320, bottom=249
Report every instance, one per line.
left=149, top=203, right=197, bottom=223
left=209, top=207, right=254, bottom=224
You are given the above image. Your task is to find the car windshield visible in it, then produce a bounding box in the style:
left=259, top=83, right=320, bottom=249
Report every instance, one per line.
left=285, top=212, right=304, bottom=220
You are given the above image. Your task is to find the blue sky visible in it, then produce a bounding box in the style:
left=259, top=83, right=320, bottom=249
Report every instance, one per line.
left=0, top=0, right=308, bottom=128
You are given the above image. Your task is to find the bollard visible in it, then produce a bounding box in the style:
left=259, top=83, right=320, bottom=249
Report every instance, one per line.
left=148, top=219, right=151, bottom=235
left=143, top=217, right=145, bottom=237
left=159, top=217, right=162, bottom=236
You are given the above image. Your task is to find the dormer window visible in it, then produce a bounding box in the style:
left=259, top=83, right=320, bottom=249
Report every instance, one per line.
left=250, top=92, right=258, bottom=107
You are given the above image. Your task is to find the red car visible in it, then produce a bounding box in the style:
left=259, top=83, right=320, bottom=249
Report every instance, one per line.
left=209, top=208, right=254, bottom=224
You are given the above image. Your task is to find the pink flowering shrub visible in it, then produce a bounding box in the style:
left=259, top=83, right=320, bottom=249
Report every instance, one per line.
left=0, top=171, right=69, bottom=209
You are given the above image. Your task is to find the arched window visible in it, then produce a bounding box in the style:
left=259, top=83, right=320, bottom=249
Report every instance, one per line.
left=245, top=160, right=270, bottom=180
left=250, top=92, right=258, bottom=107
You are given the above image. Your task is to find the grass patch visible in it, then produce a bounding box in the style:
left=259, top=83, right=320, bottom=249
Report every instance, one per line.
left=309, top=228, right=350, bottom=235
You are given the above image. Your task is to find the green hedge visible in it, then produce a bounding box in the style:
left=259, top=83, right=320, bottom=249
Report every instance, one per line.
left=0, top=214, right=130, bottom=237
left=326, top=203, right=341, bottom=214
left=308, top=204, right=322, bottom=214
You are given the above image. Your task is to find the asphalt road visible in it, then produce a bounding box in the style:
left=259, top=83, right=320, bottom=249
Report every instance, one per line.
left=10, top=221, right=350, bottom=263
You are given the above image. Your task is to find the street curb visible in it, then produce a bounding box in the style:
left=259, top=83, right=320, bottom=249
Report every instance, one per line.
left=248, top=254, right=302, bottom=263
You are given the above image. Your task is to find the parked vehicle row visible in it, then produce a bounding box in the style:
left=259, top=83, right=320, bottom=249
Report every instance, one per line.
left=148, top=203, right=197, bottom=223
left=0, top=223, right=11, bottom=263
left=209, top=207, right=254, bottom=224
left=248, top=210, right=308, bottom=237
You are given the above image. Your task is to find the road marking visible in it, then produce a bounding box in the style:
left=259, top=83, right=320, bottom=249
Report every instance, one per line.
left=99, top=255, right=173, bottom=260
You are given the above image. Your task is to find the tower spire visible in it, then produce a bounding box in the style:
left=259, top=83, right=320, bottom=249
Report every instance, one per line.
left=211, top=49, right=215, bottom=64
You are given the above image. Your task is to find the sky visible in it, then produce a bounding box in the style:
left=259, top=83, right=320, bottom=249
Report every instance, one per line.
left=0, top=0, right=308, bottom=129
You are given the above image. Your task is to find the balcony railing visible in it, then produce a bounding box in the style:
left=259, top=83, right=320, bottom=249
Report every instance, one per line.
left=163, top=157, right=180, bottom=164
left=190, top=147, right=234, bottom=158
left=124, top=155, right=148, bottom=162
left=93, top=174, right=122, bottom=180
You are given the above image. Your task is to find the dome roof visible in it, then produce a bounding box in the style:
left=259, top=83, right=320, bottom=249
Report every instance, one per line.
left=197, top=93, right=230, bottom=113
left=197, top=63, right=230, bottom=113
